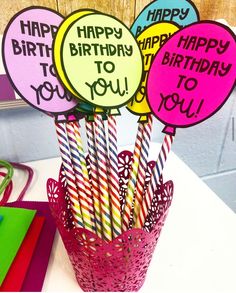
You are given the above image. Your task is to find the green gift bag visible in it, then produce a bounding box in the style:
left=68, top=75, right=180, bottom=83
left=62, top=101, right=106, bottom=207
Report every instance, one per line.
left=0, top=207, right=36, bottom=285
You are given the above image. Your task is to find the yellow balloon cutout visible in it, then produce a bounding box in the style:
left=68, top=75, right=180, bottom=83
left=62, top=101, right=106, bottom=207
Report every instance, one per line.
left=60, top=13, right=143, bottom=110
left=53, top=9, right=96, bottom=99
left=127, top=22, right=179, bottom=122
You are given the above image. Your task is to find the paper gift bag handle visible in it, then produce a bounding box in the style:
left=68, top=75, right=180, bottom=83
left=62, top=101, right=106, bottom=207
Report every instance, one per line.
left=0, top=171, right=13, bottom=205
left=0, top=160, right=13, bottom=197
left=0, top=162, right=34, bottom=205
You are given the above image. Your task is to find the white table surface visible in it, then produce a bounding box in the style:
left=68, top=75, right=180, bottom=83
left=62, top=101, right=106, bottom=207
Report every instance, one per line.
left=8, top=143, right=236, bottom=293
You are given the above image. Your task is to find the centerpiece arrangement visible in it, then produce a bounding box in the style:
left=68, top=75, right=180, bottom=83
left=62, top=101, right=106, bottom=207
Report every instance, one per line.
left=2, top=0, right=235, bottom=291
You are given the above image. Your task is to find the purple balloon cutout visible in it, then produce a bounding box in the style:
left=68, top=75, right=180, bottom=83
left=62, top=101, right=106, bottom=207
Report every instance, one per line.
left=147, top=21, right=236, bottom=135
left=2, top=7, right=78, bottom=115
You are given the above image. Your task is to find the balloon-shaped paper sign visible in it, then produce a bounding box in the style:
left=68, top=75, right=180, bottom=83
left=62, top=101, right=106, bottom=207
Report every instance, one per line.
left=127, top=22, right=179, bottom=122
left=2, top=7, right=78, bottom=115
left=54, top=9, right=97, bottom=100
left=131, top=0, right=199, bottom=37
left=59, top=12, right=143, bottom=110
left=147, top=21, right=236, bottom=135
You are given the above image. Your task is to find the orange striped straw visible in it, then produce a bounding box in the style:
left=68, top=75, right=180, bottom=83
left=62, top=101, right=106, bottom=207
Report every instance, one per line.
left=107, top=115, right=122, bottom=238
left=55, top=122, right=84, bottom=228
left=94, top=114, right=113, bottom=242
left=85, top=119, right=103, bottom=238
left=122, top=123, right=144, bottom=231
left=66, top=121, right=94, bottom=232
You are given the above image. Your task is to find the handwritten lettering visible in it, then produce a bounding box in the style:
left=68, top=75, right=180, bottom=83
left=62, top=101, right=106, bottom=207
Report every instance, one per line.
left=177, top=35, right=230, bottom=54
left=85, top=77, right=128, bottom=101
left=162, top=51, right=232, bottom=77
left=77, top=26, right=122, bottom=39
left=143, top=53, right=155, bottom=66
left=130, top=86, right=146, bottom=106
left=12, top=39, right=52, bottom=57
left=20, top=20, right=58, bottom=38
left=138, top=33, right=171, bottom=50
left=130, top=69, right=147, bottom=106
left=135, top=26, right=147, bottom=37
left=158, top=92, right=204, bottom=119
left=40, top=63, right=56, bottom=77
left=31, top=81, right=73, bottom=105
left=147, top=8, right=190, bottom=22
left=69, top=43, right=133, bottom=57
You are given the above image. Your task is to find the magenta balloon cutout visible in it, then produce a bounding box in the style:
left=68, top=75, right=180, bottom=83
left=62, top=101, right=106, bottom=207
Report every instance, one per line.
left=2, top=7, right=78, bottom=115
left=147, top=21, right=236, bottom=135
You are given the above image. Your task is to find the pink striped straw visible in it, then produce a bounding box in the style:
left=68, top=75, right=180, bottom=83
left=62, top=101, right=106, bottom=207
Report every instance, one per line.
left=107, top=115, right=122, bottom=238
left=54, top=122, right=84, bottom=228
left=132, top=114, right=153, bottom=226
left=122, top=122, right=144, bottom=231
left=85, top=120, right=103, bottom=238
left=135, top=134, right=175, bottom=228
left=94, top=114, right=113, bottom=241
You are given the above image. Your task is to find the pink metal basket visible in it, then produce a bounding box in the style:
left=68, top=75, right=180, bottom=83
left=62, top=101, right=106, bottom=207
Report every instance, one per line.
left=47, top=150, right=174, bottom=291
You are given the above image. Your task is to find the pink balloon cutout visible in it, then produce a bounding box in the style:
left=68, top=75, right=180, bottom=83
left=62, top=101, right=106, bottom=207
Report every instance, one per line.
left=147, top=21, right=236, bottom=135
left=2, top=7, right=78, bottom=115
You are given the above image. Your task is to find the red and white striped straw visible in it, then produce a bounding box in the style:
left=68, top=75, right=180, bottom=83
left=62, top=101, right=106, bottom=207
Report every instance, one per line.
left=122, top=122, right=144, bottom=231
left=107, top=115, right=122, bottom=238
left=135, top=134, right=175, bottom=228
left=132, top=114, right=153, bottom=226
left=66, top=122, right=95, bottom=232
left=85, top=120, right=103, bottom=238
left=54, top=122, right=84, bottom=228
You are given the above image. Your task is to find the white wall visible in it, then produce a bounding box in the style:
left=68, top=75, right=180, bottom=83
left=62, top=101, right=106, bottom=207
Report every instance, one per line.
left=1, top=89, right=236, bottom=215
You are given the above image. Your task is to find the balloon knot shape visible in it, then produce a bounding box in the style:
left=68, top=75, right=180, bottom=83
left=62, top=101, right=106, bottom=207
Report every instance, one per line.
left=163, top=125, right=176, bottom=135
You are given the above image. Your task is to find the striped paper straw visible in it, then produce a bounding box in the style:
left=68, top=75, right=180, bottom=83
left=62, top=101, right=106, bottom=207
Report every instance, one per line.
left=73, top=121, right=96, bottom=233
left=66, top=122, right=94, bottom=232
left=107, top=115, right=122, bottom=238
left=94, top=114, right=113, bottom=241
left=135, top=134, right=175, bottom=228
left=85, top=120, right=103, bottom=238
left=132, top=114, right=153, bottom=226
left=54, top=122, right=84, bottom=228
left=122, top=122, right=144, bottom=231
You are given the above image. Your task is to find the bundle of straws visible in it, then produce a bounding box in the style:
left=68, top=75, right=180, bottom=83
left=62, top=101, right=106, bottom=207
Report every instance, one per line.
left=55, top=112, right=174, bottom=242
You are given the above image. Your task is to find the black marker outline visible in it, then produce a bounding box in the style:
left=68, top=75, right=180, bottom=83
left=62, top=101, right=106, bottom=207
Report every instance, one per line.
left=126, top=20, right=181, bottom=117
left=130, top=0, right=200, bottom=37
left=59, top=11, right=144, bottom=110
left=146, top=20, right=236, bottom=132
left=2, top=6, right=79, bottom=115
left=52, top=8, right=100, bottom=102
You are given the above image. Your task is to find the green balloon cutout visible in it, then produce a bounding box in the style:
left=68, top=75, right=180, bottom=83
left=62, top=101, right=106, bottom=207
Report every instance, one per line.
left=76, top=102, right=106, bottom=121
left=60, top=12, right=143, bottom=110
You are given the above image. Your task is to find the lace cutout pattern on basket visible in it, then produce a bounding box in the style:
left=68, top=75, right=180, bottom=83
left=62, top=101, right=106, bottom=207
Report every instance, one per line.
left=47, top=151, right=174, bottom=292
